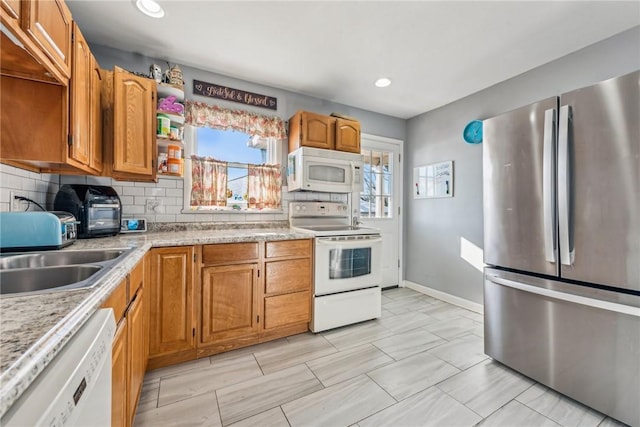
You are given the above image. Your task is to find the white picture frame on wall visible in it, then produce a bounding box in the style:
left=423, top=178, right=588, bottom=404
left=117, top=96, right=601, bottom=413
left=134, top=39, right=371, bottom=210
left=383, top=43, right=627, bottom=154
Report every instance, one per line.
left=413, top=161, right=453, bottom=199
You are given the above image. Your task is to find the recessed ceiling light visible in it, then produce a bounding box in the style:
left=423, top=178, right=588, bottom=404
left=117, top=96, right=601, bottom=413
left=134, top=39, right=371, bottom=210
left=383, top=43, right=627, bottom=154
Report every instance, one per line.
left=375, top=78, right=391, bottom=88
left=135, top=0, right=165, bottom=18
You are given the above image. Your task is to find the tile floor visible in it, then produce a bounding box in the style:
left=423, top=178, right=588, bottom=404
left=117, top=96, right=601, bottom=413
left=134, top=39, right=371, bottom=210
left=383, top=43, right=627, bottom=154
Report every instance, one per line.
left=134, top=287, right=628, bottom=427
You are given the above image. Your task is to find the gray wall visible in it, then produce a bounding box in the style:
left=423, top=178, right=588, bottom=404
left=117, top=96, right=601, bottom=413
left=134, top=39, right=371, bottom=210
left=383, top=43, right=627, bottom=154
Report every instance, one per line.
left=404, top=26, right=640, bottom=305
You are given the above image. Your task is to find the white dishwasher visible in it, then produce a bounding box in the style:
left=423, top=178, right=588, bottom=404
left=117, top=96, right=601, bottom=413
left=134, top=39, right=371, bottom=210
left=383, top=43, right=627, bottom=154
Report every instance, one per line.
left=2, top=308, right=116, bottom=427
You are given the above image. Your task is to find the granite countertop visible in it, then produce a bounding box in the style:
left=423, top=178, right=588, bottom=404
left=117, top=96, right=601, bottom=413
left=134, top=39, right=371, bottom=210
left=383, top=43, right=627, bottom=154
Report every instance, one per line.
left=0, top=225, right=313, bottom=417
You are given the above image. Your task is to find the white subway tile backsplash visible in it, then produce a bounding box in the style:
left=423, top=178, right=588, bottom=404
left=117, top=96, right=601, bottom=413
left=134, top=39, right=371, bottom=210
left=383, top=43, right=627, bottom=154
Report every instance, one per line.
left=119, top=195, right=135, bottom=205
left=134, top=196, right=149, bottom=205
left=1, top=165, right=340, bottom=222
left=121, top=187, right=145, bottom=196
left=158, top=178, right=177, bottom=188
left=165, top=205, right=183, bottom=214
left=0, top=164, right=58, bottom=212
left=134, top=181, right=158, bottom=188
left=194, top=214, right=219, bottom=222
left=60, top=175, right=86, bottom=184
left=122, top=205, right=145, bottom=215
left=145, top=187, right=166, bottom=197
left=86, top=176, right=113, bottom=186
left=175, top=213, right=196, bottom=222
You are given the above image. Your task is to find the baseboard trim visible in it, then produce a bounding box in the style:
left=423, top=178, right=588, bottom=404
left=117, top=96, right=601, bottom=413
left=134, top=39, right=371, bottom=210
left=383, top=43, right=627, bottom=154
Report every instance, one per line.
left=403, top=280, right=484, bottom=314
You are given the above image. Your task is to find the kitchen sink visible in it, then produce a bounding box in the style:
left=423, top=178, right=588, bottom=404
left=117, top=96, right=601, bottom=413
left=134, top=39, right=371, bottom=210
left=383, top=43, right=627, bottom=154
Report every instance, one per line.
left=0, top=249, right=127, bottom=269
left=0, top=248, right=134, bottom=296
left=0, top=265, right=104, bottom=295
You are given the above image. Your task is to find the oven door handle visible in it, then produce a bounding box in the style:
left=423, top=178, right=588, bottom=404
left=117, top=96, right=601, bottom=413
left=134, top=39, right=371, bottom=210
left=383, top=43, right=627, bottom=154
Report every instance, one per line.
left=316, top=236, right=383, bottom=246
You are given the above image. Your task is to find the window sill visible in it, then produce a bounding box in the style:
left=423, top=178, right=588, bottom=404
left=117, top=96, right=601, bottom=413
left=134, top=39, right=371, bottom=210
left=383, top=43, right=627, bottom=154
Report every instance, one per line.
left=182, top=208, right=283, bottom=214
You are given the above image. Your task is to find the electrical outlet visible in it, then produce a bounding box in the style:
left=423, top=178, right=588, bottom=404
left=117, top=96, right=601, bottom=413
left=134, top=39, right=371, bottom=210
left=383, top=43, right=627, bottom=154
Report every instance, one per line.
left=146, top=198, right=164, bottom=214
left=9, top=191, right=22, bottom=212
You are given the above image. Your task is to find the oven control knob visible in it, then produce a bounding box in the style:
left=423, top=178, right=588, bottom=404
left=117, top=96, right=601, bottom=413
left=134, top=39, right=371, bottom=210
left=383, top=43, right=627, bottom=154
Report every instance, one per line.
left=295, top=206, right=300, bottom=211
left=302, top=206, right=307, bottom=211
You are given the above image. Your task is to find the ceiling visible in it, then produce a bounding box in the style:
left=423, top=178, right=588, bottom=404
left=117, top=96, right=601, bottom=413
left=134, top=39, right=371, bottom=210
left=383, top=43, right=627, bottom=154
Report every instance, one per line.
left=67, top=1, right=639, bottom=119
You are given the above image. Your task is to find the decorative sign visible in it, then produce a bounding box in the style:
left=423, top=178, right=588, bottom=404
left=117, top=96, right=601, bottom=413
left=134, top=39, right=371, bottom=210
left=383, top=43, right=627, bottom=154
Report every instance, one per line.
left=193, top=80, right=277, bottom=110
left=414, top=161, right=454, bottom=199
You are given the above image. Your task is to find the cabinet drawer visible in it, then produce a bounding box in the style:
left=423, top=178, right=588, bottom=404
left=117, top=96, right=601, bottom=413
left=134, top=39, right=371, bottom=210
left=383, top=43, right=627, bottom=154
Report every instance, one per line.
left=265, top=258, right=311, bottom=294
left=264, top=291, right=310, bottom=329
left=265, top=239, right=311, bottom=259
left=202, top=242, right=259, bottom=265
left=102, top=278, right=127, bottom=322
left=129, top=258, right=144, bottom=297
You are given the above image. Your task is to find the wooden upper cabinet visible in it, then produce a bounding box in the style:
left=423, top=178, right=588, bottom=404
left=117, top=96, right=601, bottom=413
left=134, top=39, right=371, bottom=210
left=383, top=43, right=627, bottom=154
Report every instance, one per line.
left=201, top=264, right=259, bottom=344
left=288, top=111, right=335, bottom=152
left=1, top=0, right=20, bottom=22
left=22, top=0, right=72, bottom=79
left=149, top=247, right=195, bottom=359
left=89, top=57, right=103, bottom=172
left=69, top=22, right=91, bottom=167
left=335, top=118, right=361, bottom=153
left=288, top=111, right=361, bottom=154
left=1, top=1, right=67, bottom=84
left=105, top=66, right=157, bottom=181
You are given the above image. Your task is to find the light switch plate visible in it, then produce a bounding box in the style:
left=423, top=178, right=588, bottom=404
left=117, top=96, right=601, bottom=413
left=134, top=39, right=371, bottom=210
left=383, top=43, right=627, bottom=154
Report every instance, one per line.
left=120, top=218, right=147, bottom=233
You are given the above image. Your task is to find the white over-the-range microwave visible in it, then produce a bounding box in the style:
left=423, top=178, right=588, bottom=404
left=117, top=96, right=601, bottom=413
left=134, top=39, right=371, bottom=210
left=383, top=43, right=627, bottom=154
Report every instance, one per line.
left=287, top=147, right=363, bottom=193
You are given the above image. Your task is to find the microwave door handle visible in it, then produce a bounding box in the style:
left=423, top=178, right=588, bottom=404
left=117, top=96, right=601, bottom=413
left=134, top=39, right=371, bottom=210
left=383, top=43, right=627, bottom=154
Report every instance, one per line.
left=350, top=161, right=355, bottom=186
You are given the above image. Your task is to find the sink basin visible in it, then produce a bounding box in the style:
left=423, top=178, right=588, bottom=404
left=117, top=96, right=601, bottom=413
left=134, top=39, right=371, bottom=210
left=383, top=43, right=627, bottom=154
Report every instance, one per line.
left=0, top=265, right=103, bottom=295
left=0, top=249, right=127, bottom=269
left=0, top=247, right=134, bottom=296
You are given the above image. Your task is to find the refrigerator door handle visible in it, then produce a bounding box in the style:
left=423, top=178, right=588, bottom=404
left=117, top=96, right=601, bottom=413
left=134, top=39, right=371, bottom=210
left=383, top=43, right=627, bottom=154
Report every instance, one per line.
left=543, top=108, right=557, bottom=263
left=486, top=274, right=640, bottom=317
left=558, top=105, right=574, bottom=266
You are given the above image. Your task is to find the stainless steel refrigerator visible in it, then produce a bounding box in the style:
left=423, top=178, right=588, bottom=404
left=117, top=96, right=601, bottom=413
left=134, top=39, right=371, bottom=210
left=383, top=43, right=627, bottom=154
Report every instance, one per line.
left=482, top=70, right=639, bottom=426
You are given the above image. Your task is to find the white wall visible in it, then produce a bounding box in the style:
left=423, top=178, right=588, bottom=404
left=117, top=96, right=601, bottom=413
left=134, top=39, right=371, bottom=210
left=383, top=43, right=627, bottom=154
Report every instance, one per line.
left=404, top=26, right=640, bottom=305
left=0, top=164, right=59, bottom=212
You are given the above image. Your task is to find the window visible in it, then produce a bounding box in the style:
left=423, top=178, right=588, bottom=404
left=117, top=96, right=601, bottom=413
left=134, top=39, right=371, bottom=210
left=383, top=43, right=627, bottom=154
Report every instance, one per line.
left=189, top=127, right=282, bottom=211
left=183, top=101, right=287, bottom=212
left=360, top=149, right=393, bottom=218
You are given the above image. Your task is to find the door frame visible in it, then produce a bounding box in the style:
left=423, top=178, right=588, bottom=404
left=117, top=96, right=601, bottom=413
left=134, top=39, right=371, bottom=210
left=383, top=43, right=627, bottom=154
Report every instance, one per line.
left=360, top=133, right=404, bottom=288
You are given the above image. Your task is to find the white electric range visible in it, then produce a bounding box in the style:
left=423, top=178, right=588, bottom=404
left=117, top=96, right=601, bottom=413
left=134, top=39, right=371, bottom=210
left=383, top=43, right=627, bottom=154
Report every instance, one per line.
left=289, top=201, right=382, bottom=332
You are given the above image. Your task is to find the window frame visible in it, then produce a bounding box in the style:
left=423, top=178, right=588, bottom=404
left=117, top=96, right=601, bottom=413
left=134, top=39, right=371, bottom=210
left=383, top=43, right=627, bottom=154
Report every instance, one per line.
left=181, top=125, right=284, bottom=214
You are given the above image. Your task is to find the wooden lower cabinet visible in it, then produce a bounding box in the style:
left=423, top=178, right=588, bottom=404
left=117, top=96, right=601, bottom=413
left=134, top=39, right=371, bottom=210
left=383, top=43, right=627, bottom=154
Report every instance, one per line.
left=263, top=291, right=310, bottom=330
left=148, top=246, right=196, bottom=369
left=148, top=239, right=312, bottom=366
left=127, top=287, right=145, bottom=426
left=200, top=264, right=259, bottom=345
left=103, top=258, right=147, bottom=427
left=111, top=317, right=128, bottom=427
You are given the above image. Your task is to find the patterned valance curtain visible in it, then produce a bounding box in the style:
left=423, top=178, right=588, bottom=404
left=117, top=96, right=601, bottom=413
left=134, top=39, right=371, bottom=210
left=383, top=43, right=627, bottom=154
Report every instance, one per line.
left=185, top=101, right=286, bottom=140
left=191, top=156, right=228, bottom=206
left=247, top=164, right=281, bottom=209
